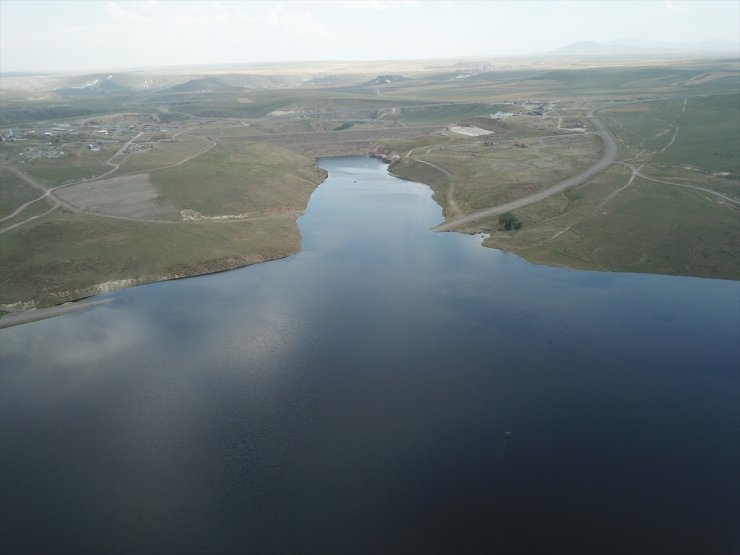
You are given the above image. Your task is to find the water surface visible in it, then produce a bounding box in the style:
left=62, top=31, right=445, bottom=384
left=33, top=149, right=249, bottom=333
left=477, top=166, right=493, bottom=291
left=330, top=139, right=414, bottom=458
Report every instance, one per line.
left=2, top=157, right=738, bottom=554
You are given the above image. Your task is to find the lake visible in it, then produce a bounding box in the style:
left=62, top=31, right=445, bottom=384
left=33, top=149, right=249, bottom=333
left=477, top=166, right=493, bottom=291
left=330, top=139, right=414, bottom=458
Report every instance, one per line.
left=1, top=156, right=738, bottom=554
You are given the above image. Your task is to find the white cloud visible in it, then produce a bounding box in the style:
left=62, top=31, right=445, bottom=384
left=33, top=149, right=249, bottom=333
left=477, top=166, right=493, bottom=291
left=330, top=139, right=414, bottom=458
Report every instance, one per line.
left=663, top=0, right=687, bottom=13
left=343, top=1, right=386, bottom=10
left=263, top=4, right=325, bottom=34
left=1, top=0, right=737, bottom=72
left=104, top=2, right=147, bottom=25
left=100, top=1, right=323, bottom=36
left=85, top=1, right=326, bottom=68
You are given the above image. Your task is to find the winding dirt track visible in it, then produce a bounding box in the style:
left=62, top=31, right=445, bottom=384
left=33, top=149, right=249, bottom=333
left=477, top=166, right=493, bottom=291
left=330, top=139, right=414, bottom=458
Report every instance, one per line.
left=413, top=158, right=462, bottom=217
left=0, top=168, right=61, bottom=223
left=0, top=131, right=218, bottom=234
left=433, top=108, right=618, bottom=231
left=636, top=172, right=740, bottom=205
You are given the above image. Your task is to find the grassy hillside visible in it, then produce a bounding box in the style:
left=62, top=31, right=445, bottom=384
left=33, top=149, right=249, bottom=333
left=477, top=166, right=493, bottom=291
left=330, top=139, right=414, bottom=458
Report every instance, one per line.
left=0, top=168, right=41, bottom=218
left=482, top=172, right=740, bottom=279
left=2, top=56, right=739, bottom=310
left=0, top=212, right=303, bottom=305
left=150, top=140, right=325, bottom=216
left=652, top=93, right=740, bottom=173
left=476, top=93, right=740, bottom=279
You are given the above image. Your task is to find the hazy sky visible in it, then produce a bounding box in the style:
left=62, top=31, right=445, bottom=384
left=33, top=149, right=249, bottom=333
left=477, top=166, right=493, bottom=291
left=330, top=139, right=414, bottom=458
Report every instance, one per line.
left=1, top=0, right=739, bottom=72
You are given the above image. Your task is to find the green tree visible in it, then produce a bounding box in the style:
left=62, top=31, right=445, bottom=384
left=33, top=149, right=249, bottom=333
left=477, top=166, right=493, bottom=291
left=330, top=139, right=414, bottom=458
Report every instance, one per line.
left=498, top=211, right=522, bottom=231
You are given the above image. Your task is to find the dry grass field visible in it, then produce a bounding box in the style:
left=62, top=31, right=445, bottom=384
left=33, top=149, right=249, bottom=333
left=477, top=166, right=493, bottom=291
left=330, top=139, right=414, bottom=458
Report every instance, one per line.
left=1, top=57, right=739, bottom=308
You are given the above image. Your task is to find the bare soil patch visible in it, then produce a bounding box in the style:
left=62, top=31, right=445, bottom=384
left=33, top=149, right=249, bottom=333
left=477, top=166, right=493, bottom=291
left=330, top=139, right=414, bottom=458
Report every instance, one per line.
left=448, top=125, right=493, bottom=137
left=57, top=174, right=179, bottom=219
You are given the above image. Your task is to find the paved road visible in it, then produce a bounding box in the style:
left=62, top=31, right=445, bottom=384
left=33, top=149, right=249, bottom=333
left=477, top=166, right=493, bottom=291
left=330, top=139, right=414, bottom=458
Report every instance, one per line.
left=433, top=108, right=619, bottom=231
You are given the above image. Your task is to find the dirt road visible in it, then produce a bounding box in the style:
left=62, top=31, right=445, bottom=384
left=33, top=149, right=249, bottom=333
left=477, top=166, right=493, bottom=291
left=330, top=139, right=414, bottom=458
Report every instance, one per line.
left=0, top=166, right=71, bottom=234
left=413, top=158, right=462, bottom=217
left=0, top=132, right=217, bottom=233
left=433, top=108, right=618, bottom=231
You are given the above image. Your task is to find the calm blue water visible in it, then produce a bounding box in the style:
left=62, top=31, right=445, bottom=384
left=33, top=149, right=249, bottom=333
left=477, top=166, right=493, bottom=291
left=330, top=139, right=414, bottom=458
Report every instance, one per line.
left=2, top=157, right=739, bottom=554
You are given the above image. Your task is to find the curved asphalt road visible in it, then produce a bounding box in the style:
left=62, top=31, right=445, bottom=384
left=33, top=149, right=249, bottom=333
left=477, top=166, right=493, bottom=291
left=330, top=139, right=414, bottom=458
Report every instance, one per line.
left=434, top=108, right=618, bottom=231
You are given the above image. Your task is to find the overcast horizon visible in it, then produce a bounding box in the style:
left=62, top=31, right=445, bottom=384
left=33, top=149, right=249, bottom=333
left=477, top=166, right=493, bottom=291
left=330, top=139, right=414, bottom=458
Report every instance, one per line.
left=1, top=0, right=739, bottom=74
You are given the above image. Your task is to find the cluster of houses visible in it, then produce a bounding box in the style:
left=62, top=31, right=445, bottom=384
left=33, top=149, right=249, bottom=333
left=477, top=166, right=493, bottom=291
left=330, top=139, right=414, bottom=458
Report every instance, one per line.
left=1, top=129, right=25, bottom=142
left=2, top=115, right=179, bottom=161
left=123, top=141, right=155, bottom=153
left=2, top=115, right=178, bottom=143
left=488, top=101, right=553, bottom=121
left=12, top=143, right=66, bottom=160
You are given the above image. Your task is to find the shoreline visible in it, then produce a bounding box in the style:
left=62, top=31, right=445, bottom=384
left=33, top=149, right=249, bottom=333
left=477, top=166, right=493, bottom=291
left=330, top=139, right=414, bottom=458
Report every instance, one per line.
left=4, top=151, right=736, bottom=326
left=2, top=157, right=384, bottom=326
left=0, top=249, right=299, bottom=327
left=0, top=298, right=114, bottom=329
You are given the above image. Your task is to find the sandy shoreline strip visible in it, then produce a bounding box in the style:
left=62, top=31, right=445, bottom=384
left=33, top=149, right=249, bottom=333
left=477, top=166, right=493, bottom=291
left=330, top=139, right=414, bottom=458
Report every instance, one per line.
left=0, top=298, right=113, bottom=329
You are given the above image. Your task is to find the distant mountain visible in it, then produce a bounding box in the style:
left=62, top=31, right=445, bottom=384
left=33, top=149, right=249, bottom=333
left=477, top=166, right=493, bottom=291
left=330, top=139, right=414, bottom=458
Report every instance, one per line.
left=549, top=40, right=740, bottom=56
left=550, top=41, right=614, bottom=55
left=55, top=72, right=187, bottom=94
left=0, top=71, right=46, bottom=78
left=607, top=38, right=740, bottom=52
left=43, top=72, right=310, bottom=95
left=159, top=74, right=306, bottom=93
